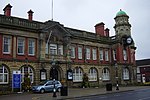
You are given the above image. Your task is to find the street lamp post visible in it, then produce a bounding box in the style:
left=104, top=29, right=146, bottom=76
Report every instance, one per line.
left=52, top=60, right=57, bottom=97
left=115, top=63, right=119, bottom=90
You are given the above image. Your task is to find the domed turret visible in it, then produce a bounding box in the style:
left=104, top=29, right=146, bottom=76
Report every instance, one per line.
left=114, top=9, right=131, bottom=36
left=116, top=9, right=127, bottom=17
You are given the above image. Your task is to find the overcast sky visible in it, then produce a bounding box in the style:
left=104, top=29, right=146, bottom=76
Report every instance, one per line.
left=1, top=0, right=150, bottom=60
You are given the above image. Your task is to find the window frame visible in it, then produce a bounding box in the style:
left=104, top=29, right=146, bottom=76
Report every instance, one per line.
left=123, top=49, right=127, bottom=61
left=3, top=35, right=11, bottom=54
left=50, top=44, right=57, bottom=55
left=21, top=66, right=34, bottom=83
left=28, top=39, right=35, bottom=56
left=71, top=46, right=75, bottom=58
left=78, top=46, right=82, bottom=59
left=89, top=67, right=97, bottom=81
left=86, top=48, right=91, bottom=60
left=102, top=68, right=110, bottom=81
left=105, top=50, right=109, bottom=61
left=92, top=48, right=97, bottom=60
left=0, top=65, right=9, bottom=84
left=99, top=49, right=103, bottom=61
left=123, top=67, right=129, bottom=80
left=17, top=37, right=25, bottom=55
left=58, top=45, right=63, bottom=55
left=113, top=49, right=117, bottom=61
left=73, top=67, right=83, bottom=82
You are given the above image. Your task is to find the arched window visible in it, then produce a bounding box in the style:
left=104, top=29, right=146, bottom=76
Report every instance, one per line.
left=73, top=67, right=83, bottom=82
left=0, top=65, right=9, bottom=84
left=89, top=67, right=97, bottom=81
left=123, top=68, right=129, bottom=80
left=21, top=66, right=34, bottom=83
left=102, top=68, right=110, bottom=81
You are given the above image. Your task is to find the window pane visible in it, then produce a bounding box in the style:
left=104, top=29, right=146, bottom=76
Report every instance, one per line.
left=102, top=68, right=110, bottom=80
left=50, top=44, right=57, bottom=55
left=4, top=68, right=7, bottom=73
left=28, top=39, right=35, bottom=55
left=45, top=43, right=48, bottom=54
left=123, top=50, right=127, bottom=60
left=73, top=67, right=83, bottom=82
left=3, top=36, right=11, bottom=53
left=0, top=74, right=3, bottom=82
left=92, top=49, right=97, bottom=60
left=89, top=68, right=97, bottom=81
left=78, top=47, right=82, bottom=59
left=123, top=68, right=129, bottom=80
left=4, top=74, right=8, bottom=82
left=21, top=66, right=34, bottom=83
left=99, top=49, right=103, bottom=60
left=24, top=67, right=28, bottom=73
left=0, top=67, right=3, bottom=73
left=105, top=50, right=109, bottom=61
left=18, top=38, right=25, bottom=54
left=58, top=45, right=63, bottom=55
left=86, top=48, right=90, bottom=59
left=71, top=46, right=75, bottom=58
left=113, top=49, right=117, bottom=60
left=29, top=68, right=32, bottom=73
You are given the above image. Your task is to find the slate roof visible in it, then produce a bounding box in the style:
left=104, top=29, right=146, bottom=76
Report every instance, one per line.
left=136, top=59, right=150, bottom=66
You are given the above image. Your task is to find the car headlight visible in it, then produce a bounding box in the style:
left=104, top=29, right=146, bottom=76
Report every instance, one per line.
left=37, top=87, right=41, bottom=90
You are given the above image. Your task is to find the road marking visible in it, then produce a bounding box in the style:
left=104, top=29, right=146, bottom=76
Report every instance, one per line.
left=138, top=97, right=150, bottom=100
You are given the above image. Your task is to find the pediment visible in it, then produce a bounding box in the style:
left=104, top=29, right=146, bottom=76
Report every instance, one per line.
left=42, top=21, right=70, bottom=43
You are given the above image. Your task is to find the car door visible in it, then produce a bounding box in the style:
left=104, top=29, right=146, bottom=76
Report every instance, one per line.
left=44, top=81, right=54, bottom=92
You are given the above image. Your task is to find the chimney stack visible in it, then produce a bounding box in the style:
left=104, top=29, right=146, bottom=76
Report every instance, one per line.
left=27, top=10, right=34, bottom=21
left=3, top=4, right=12, bottom=16
left=105, top=28, right=110, bottom=37
left=95, top=22, right=105, bottom=36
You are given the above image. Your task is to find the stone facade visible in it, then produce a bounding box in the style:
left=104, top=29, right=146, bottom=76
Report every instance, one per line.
left=0, top=4, right=137, bottom=90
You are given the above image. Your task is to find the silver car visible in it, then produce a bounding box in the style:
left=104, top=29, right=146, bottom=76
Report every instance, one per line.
left=32, top=80, right=62, bottom=93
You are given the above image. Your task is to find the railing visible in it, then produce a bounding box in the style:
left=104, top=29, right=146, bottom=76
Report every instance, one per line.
left=0, top=14, right=43, bottom=29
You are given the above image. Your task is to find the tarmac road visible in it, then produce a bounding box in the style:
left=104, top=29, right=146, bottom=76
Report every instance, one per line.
left=71, top=88, right=150, bottom=100
left=0, top=86, right=150, bottom=100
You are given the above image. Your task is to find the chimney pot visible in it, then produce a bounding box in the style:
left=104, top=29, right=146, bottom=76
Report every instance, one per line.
left=3, top=4, right=12, bottom=16
left=28, top=9, right=34, bottom=21
left=105, top=28, right=110, bottom=37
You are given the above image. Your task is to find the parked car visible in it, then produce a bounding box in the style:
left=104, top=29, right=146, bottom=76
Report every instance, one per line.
left=32, top=80, right=62, bottom=93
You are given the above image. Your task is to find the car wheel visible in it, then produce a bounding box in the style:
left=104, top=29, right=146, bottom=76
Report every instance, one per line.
left=40, top=89, right=45, bottom=93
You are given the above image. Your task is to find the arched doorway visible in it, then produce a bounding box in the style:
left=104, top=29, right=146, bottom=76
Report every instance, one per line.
left=50, top=65, right=61, bottom=80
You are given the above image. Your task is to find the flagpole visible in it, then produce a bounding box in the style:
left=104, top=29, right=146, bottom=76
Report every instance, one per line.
left=52, top=0, right=53, bottom=21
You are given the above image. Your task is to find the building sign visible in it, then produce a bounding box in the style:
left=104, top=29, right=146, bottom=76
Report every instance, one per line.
left=67, top=69, right=73, bottom=81
left=40, top=69, right=47, bottom=81
left=12, top=71, right=21, bottom=89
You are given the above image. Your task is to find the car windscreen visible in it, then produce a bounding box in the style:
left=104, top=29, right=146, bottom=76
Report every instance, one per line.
left=39, top=81, right=47, bottom=85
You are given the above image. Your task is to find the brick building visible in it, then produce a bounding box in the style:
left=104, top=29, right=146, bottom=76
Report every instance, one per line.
left=0, top=4, right=136, bottom=90
left=136, top=59, right=150, bottom=84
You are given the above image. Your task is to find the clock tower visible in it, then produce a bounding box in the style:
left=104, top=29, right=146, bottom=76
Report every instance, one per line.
left=114, top=9, right=131, bottom=37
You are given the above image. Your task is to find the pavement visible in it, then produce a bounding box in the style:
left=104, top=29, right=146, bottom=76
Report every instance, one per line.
left=36, top=86, right=150, bottom=100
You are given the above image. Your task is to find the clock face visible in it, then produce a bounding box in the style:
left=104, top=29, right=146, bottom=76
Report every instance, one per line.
left=126, top=37, right=132, bottom=44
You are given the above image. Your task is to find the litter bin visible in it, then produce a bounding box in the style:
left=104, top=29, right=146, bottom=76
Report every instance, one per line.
left=60, top=86, right=68, bottom=96
left=106, top=83, right=112, bottom=91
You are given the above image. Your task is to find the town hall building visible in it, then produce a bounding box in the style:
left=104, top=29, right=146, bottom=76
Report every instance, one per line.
left=0, top=4, right=136, bottom=90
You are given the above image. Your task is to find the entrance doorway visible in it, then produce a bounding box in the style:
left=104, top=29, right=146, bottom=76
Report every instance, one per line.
left=50, top=67, right=59, bottom=80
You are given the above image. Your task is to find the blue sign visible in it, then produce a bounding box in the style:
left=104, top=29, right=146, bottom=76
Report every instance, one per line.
left=13, top=71, right=21, bottom=89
